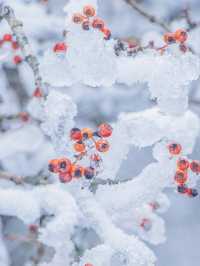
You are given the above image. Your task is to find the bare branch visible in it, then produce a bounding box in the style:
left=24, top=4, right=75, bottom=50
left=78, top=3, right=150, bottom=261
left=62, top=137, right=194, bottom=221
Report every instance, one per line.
left=124, top=0, right=170, bottom=32
left=0, top=4, right=45, bottom=94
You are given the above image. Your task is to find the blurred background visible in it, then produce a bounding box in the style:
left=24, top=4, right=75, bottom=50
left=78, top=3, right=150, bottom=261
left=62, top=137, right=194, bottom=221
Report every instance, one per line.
left=1, top=0, right=200, bottom=265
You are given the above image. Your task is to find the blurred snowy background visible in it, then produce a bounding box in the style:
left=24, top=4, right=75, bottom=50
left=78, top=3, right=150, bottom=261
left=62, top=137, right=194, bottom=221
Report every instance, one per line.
left=1, top=0, right=200, bottom=265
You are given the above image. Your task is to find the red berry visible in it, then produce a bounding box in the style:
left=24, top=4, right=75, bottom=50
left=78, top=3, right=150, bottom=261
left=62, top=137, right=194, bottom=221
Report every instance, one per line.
left=177, top=158, right=189, bottom=171
left=12, top=41, right=19, bottom=50
left=174, top=29, right=188, bottom=43
left=92, top=18, right=105, bottom=30
left=58, top=158, right=72, bottom=173
left=140, top=218, right=152, bottom=231
left=29, top=224, right=38, bottom=234
left=70, top=128, right=82, bottom=141
left=96, top=139, right=110, bottom=152
left=190, top=160, right=200, bottom=174
left=33, top=88, right=43, bottom=98
left=19, top=112, right=29, bottom=122
left=84, top=167, right=95, bottom=179
left=59, top=172, right=73, bottom=183
left=85, top=264, right=94, bottom=266
left=174, top=169, right=188, bottom=185
left=101, top=28, right=111, bottom=40
left=98, top=123, right=112, bottom=137
left=82, top=20, right=90, bottom=31
left=13, top=55, right=22, bottom=64
left=3, top=34, right=12, bottom=42
left=163, top=32, right=175, bottom=44
left=72, top=13, right=85, bottom=24
left=90, top=153, right=101, bottom=162
left=53, top=42, right=67, bottom=53
left=83, top=5, right=96, bottom=17
left=168, top=142, right=182, bottom=155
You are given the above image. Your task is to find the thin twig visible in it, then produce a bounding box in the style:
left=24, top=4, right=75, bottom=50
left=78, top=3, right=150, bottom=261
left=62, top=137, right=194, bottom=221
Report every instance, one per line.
left=124, top=0, right=170, bottom=32
left=0, top=171, right=23, bottom=184
left=0, top=4, right=45, bottom=93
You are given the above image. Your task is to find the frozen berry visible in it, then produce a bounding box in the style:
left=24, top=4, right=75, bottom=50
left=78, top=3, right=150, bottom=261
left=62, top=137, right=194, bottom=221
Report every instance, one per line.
left=81, top=128, right=93, bottom=140
left=85, top=264, right=93, bottom=266
left=98, top=123, right=112, bottom=137
left=53, top=42, right=67, bottom=53
left=58, top=158, right=72, bottom=173
left=101, top=28, right=111, bottom=40
left=72, top=13, right=84, bottom=24
left=190, top=160, right=200, bottom=174
left=92, top=18, right=105, bottom=30
left=187, top=188, right=198, bottom=197
left=33, top=87, right=43, bottom=98
left=84, top=167, right=95, bottom=179
left=174, top=169, right=188, bottom=185
left=13, top=55, right=22, bottom=64
left=96, top=139, right=109, bottom=152
left=90, top=153, right=101, bottom=162
left=48, top=159, right=59, bottom=173
left=3, top=34, right=12, bottom=42
left=19, top=112, right=29, bottom=122
left=70, top=128, right=82, bottom=141
left=59, top=172, right=73, bottom=183
left=82, top=20, right=90, bottom=30
left=149, top=201, right=160, bottom=210
left=179, top=43, right=187, bottom=53
left=168, top=142, right=182, bottom=155
left=140, top=218, right=152, bottom=231
left=177, top=185, right=188, bottom=194
left=72, top=165, right=84, bottom=178
left=74, top=141, right=86, bottom=153
left=83, top=5, right=96, bottom=17
left=177, top=158, right=189, bottom=171
left=174, top=29, right=187, bottom=43
left=163, top=32, right=175, bottom=44
left=12, top=41, right=19, bottom=50
left=29, top=224, right=38, bottom=234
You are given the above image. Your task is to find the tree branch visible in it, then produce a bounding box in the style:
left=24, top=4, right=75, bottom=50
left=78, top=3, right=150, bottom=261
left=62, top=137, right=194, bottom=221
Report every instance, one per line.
left=0, top=4, right=45, bottom=94
left=124, top=0, right=170, bottom=32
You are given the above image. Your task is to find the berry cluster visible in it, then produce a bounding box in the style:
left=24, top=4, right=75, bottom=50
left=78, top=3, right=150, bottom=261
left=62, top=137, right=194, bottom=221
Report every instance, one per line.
left=72, top=5, right=111, bottom=40
left=48, top=123, right=113, bottom=183
left=167, top=142, right=199, bottom=197
left=0, top=34, right=23, bottom=64
left=163, top=29, right=188, bottom=53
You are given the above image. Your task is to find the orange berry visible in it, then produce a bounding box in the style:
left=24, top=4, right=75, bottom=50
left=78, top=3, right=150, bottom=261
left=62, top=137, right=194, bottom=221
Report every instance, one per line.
left=72, top=164, right=84, bottom=178
left=72, top=13, right=84, bottom=24
left=81, top=128, right=93, bottom=140
left=101, top=28, right=111, bottom=40
left=53, top=42, right=67, bottom=53
left=174, top=169, right=188, bottom=185
left=163, top=32, right=175, bottom=44
left=92, top=18, right=105, bottom=30
left=190, top=160, right=200, bottom=174
left=48, top=159, right=59, bottom=173
left=168, top=143, right=182, bottom=155
left=174, top=29, right=187, bottom=43
left=90, top=153, right=101, bottom=162
left=98, top=123, right=112, bottom=138
left=74, top=141, right=86, bottom=153
left=96, top=139, right=109, bottom=152
left=58, top=158, right=72, bottom=173
left=33, top=87, right=43, bottom=98
left=70, top=128, right=82, bottom=141
left=177, top=158, right=189, bottom=171
left=83, top=5, right=96, bottom=17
